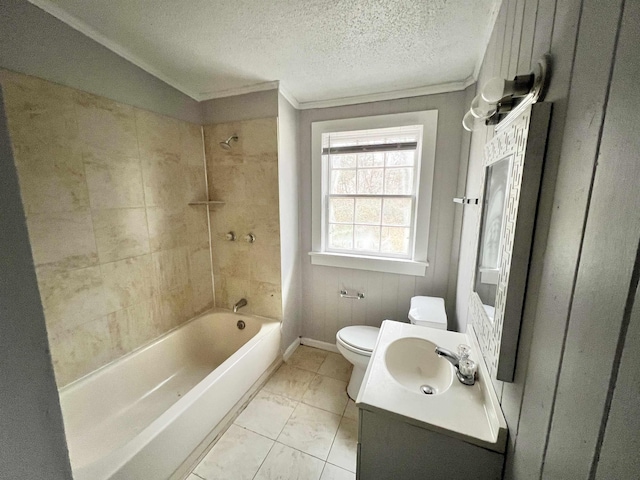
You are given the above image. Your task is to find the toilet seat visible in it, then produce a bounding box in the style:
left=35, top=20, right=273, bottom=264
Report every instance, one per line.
left=336, top=326, right=379, bottom=355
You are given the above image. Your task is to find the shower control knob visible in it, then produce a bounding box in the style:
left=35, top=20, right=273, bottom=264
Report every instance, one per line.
left=225, top=232, right=236, bottom=241
left=244, top=233, right=256, bottom=243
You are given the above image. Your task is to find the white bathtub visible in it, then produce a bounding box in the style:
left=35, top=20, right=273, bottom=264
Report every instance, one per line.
left=59, top=309, right=281, bottom=480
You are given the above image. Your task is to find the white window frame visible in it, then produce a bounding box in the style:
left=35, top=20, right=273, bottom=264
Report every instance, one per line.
left=309, top=110, right=438, bottom=276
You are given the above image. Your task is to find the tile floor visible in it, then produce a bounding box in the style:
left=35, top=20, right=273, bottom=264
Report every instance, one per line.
left=187, top=346, right=357, bottom=480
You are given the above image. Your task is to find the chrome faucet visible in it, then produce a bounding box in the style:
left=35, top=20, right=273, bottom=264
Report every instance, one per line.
left=435, top=345, right=476, bottom=386
left=233, top=298, right=247, bottom=313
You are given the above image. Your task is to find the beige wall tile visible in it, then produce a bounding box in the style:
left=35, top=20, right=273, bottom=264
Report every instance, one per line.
left=49, top=317, right=113, bottom=387
left=249, top=205, right=281, bottom=246
left=204, top=123, right=244, bottom=166
left=186, top=206, right=210, bottom=248
left=209, top=204, right=251, bottom=244
left=93, top=208, right=150, bottom=263
left=12, top=142, right=89, bottom=214
left=186, top=165, right=207, bottom=203
left=158, top=285, right=193, bottom=331
left=250, top=281, right=283, bottom=319
left=2, top=71, right=216, bottom=385
left=27, top=209, right=98, bottom=269
left=215, top=275, right=250, bottom=311
left=84, top=151, right=144, bottom=209
left=207, top=165, right=245, bottom=203
left=242, top=118, right=278, bottom=158
left=189, top=245, right=214, bottom=314
left=74, top=91, right=138, bottom=158
left=37, top=265, right=108, bottom=334
left=147, top=206, right=187, bottom=252
left=152, top=247, right=190, bottom=293
left=205, top=117, right=281, bottom=320
left=250, top=243, right=282, bottom=284
left=108, top=297, right=163, bottom=355
left=212, top=242, right=250, bottom=278
left=181, top=123, right=205, bottom=167
left=0, top=69, right=78, bottom=148
left=101, top=254, right=155, bottom=312
left=142, top=156, right=188, bottom=207
left=245, top=162, right=279, bottom=206
left=135, top=109, right=182, bottom=163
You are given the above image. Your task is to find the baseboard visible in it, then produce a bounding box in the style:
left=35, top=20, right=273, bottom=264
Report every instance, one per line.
left=300, top=337, right=339, bottom=353
left=283, top=337, right=301, bottom=361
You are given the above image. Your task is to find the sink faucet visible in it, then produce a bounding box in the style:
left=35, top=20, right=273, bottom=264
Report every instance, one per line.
left=233, top=298, right=247, bottom=313
left=435, top=346, right=476, bottom=386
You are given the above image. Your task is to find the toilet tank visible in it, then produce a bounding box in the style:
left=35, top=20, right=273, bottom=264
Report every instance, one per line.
left=408, top=296, right=447, bottom=330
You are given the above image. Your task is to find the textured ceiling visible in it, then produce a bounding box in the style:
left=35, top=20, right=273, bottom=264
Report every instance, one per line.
left=30, top=0, right=499, bottom=105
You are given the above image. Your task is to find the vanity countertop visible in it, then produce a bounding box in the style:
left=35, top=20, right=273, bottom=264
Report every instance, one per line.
left=356, top=320, right=508, bottom=453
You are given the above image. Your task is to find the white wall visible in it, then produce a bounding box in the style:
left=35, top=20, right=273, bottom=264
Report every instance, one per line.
left=0, top=0, right=201, bottom=123
left=456, top=0, right=640, bottom=477
left=0, top=86, right=73, bottom=479
left=277, top=92, right=302, bottom=350
left=299, top=91, right=468, bottom=343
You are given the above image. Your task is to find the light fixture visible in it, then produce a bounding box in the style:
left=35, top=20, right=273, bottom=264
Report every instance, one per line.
left=462, top=54, right=550, bottom=132
left=470, top=94, right=497, bottom=119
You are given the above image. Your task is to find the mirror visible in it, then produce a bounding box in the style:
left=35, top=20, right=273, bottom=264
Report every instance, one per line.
left=474, top=155, right=512, bottom=322
left=470, top=103, right=551, bottom=382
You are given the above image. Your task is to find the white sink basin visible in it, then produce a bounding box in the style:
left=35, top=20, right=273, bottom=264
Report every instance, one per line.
left=384, top=337, right=453, bottom=395
left=356, top=320, right=508, bottom=453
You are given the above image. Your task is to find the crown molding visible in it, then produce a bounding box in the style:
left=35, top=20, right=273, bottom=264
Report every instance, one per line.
left=28, top=0, right=201, bottom=100
left=277, top=85, right=301, bottom=109
left=195, top=81, right=280, bottom=102
left=295, top=80, right=472, bottom=110
left=463, top=75, right=477, bottom=89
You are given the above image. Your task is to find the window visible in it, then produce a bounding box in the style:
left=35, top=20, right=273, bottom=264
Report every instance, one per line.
left=310, top=111, right=438, bottom=276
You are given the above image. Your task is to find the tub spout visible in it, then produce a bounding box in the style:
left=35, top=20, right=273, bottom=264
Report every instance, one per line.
left=233, top=298, right=247, bottom=313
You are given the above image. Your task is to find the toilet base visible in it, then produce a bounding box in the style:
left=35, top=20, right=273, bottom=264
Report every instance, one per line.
left=347, top=365, right=366, bottom=400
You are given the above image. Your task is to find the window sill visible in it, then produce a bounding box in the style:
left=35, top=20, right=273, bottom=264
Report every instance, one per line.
left=308, top=252, right=428, bottom=276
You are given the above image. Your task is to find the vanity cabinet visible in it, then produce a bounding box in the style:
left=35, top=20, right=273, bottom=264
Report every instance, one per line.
left=357, top=408, right=505, bottom=480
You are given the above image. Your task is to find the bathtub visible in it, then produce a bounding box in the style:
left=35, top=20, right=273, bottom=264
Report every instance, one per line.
left=59, top=309, right=281, bottom=480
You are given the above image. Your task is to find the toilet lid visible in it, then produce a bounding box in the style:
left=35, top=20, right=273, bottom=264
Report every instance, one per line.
left=337, top=326, right=379, bottom=352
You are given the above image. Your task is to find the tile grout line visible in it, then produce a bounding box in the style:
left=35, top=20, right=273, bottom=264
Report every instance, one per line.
left=195, top=350, right=354, bottom=479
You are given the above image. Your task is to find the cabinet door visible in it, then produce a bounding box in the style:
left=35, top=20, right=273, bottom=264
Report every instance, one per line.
left=358, top=409, right=504, bottom=480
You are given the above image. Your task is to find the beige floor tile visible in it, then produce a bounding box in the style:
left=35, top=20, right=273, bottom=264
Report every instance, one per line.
left=318, top=353, right=352, bottom=382
left=277, top=403, right=341, bottom=460
left=262, top=364, right=316, bottom=401
left=254, top=442, right=324, bottom=480
left=343, top=399, right=358, bottom=421
left=302, top=374, right=349, bottom=415
left=234, top=390, right=297, bottom=440
left=193, top=425, right=273, bottom=480
left=321, top=463, right=356, bottom=480
left=327, top=418, right=358, bottom=473
left=287, top=346, right=329, bottom=372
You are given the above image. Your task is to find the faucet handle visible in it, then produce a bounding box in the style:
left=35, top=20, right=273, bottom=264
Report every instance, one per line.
left=459, top=358, right=477, bottom=379
left=457, top=344, right=471, bottom=361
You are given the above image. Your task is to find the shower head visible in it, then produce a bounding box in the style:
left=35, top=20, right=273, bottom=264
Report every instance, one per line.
left=219, top=135, right=238, bottom=150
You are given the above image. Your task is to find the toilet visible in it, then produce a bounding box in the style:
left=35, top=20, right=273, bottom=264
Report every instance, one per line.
left=336, top=296, right=448, bottom=400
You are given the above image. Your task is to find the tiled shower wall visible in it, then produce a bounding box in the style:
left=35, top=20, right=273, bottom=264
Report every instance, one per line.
left=203, top=119, right=282, bottom=319
left=0, top=70, right=214, bottom=387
